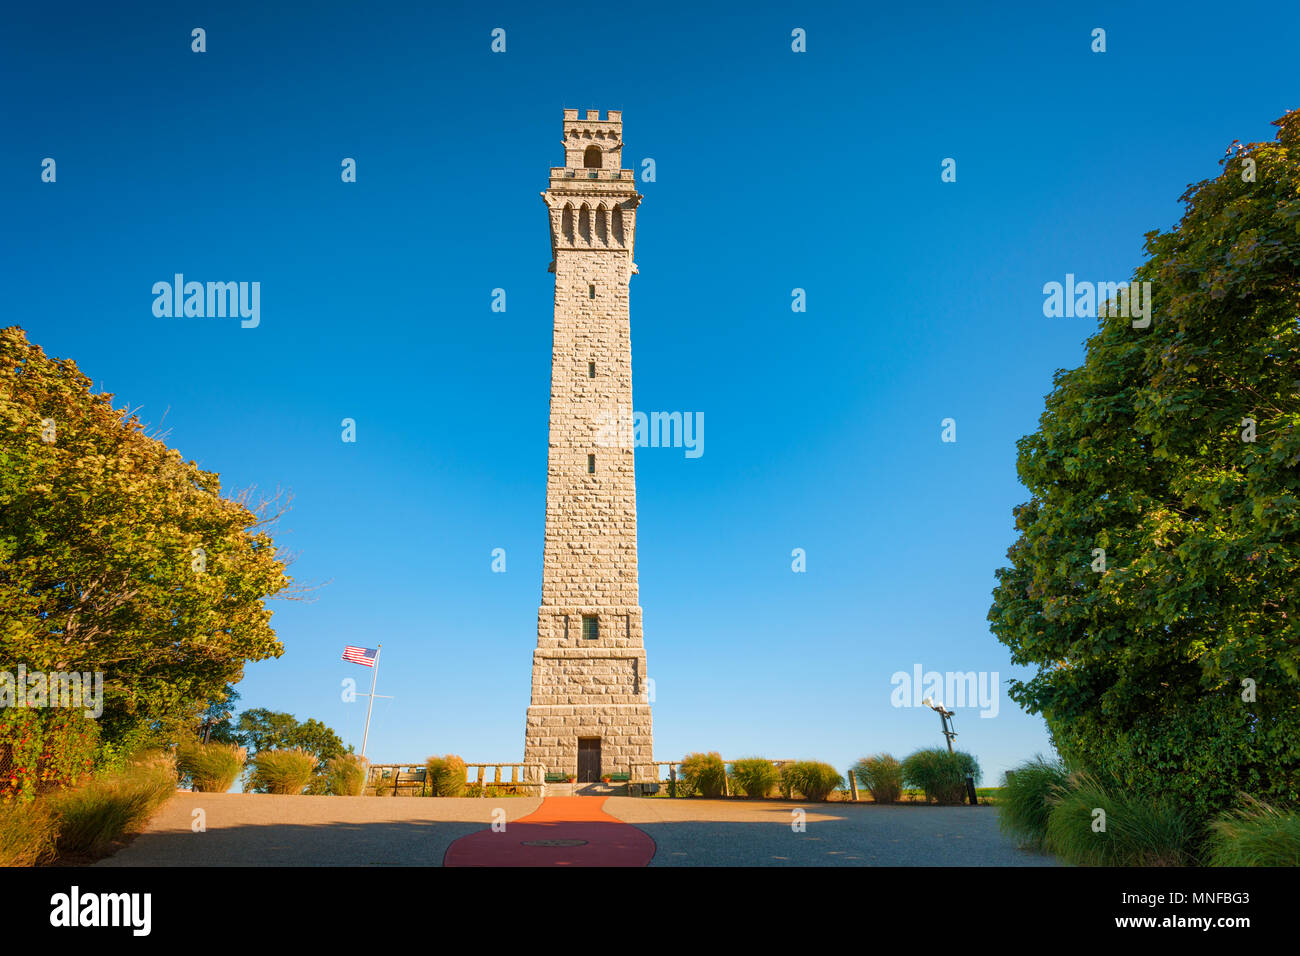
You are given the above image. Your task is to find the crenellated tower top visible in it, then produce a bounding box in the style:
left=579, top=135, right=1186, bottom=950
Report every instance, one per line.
left=543, top=108, right=641, bottom=273
left=561, top=108, right=623, bottom=169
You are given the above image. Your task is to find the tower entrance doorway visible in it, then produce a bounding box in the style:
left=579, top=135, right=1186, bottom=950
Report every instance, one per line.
left=577, top=737, right=602, bottom=782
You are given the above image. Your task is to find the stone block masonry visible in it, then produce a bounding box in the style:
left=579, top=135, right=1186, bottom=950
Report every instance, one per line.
left=524, top=109, right=654, bottom=781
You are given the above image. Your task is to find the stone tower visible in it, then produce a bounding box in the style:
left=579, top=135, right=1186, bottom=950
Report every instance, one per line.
left=524, top=109, right=654, bottom=783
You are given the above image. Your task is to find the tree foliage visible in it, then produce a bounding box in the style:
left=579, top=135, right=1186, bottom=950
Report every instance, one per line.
left=0, top=327, right=290, bottom=753
left=235, top=708, right=349, bottom=763
left=197, top=684, right=241, bottom=744
left=0, top=708, right=98, bottom=801
left=989, top=111, right=1300, bottom=816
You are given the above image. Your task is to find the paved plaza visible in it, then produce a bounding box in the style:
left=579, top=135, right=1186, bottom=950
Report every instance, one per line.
left=98, top=794, right=1059, bottom=867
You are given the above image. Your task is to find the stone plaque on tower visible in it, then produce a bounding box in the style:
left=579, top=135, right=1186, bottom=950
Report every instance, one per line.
left=523, top=109, right=654, bottom=785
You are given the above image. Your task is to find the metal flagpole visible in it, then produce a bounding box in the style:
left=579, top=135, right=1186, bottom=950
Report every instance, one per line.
left=360, top=644, right=382, bottom=761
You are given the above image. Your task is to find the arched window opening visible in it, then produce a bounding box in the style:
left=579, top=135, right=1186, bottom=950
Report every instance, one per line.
left=594, top=203, right=608, bottom=244
left=612, top=206, right=625, bottom=245
left=584, top=145, right=602, bottom=169
left=578, top=203, right=591, bottom=243
left=562, top=204, right=574, bottom=243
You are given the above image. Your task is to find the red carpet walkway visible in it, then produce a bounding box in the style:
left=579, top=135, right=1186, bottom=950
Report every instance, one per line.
left=443, top=796, right=656, bottom=867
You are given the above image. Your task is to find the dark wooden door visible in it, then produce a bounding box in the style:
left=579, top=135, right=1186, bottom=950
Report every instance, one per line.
left=577, top=737, right=601, bottom=782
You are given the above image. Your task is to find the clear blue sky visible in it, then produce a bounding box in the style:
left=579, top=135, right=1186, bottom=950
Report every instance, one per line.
left=4, top=1, right=1297, bottom=784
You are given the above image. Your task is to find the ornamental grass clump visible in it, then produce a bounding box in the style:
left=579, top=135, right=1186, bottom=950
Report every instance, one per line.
left=998, top=755, right=1068, bottom=849
left=249, top=748, right=317, bottom=795
left=852, top=753, right=903, bottom=804
left=729, top=758, right=779, bottom=799
left=325, top=754, right=368, bottom=796
left=902, top=748, right=981, bottom=805
left=425, top=754, right=467, bottom=797
left=1205, top=796, right=1300, bottom=867
left=0, top=798, right=59, bottom=866
left=1044, top=772, right=1198, bottom=866
left=176, top=739, right=246, bottom=793
left=48, top=751, right=177, bottom=858
left=780, top=761, right=843, bottom=802
left=679, top=752, right=726, bottom=798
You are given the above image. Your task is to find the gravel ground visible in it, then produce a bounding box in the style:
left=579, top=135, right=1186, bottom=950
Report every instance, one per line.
left=602, top=797, right=1061, bottom=866
left=96, top=793, right=543, bottom=867
left=95, top=793, right=1058, bottom=866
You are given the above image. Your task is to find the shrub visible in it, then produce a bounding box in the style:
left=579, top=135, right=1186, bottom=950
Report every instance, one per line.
left=729, top=758, right=778, bottom=799
left=1057, top=706, right=1300, bottom=826
left=0, top=707, right=99, bottom=801
left=425, top=755, right=467, bottom=797
left=369, top=774, right=393, bottom=796
left=1044, top=773, right=1198, bottom=866
left=902, top=748, right=981, bottom=805
left=781, top=761, right=844, bottom=802
left=680, top=752, right=726, bottom=798
left=0, top=798, right=59, bottom=866
left=1206, top=796, right=1300, bottom=867
left=325, top=754, right=368, bottom=796
left=998, top=755, right=1069, bottom=849
left=249, top=748, right=317, bottom=794
left=176, top=739, right=246, bottom=793
left=987, top=112, right=1300, bottom=823
left=48, top=751, right=177, bottom=858
left=0, top=327, right=292, bottom=758
left=852, top=754, right=903, bottom=804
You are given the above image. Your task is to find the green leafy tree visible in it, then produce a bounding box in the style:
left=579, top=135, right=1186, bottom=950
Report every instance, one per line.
left=197, top=685, right=241, bottom=744
left=235, top=708, right=349, bottom=764
left=989, top=110, right=1300, bottom=817
left=289, top=719, right=349, bottom=763
left=234, top=709, right=300, bottom=756
left=0, top=328, right=292, bottom=755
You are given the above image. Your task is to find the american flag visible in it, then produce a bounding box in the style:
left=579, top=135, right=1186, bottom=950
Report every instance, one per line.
left=342, top=646, right=378, bottom=667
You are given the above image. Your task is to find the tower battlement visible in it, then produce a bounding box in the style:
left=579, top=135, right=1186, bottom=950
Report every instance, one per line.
left=562, top=108, right=622, bottom=122
left=561, top=107, right=625, bottom=170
